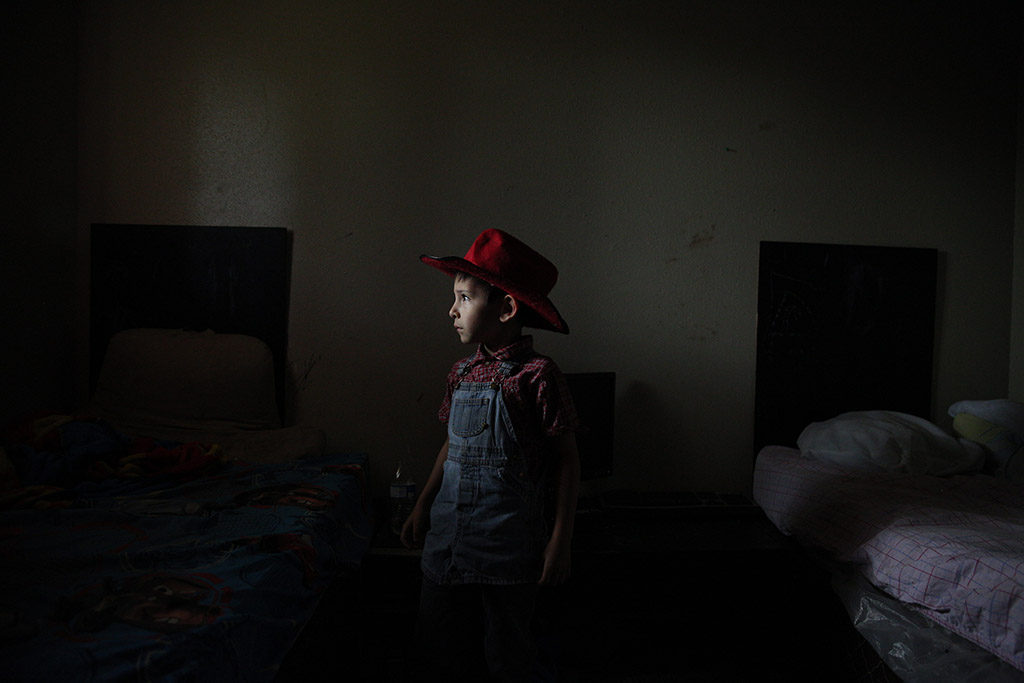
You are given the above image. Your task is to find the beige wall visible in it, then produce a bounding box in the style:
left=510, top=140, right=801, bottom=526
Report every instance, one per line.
left=69, top=1, right=1020, bottom=496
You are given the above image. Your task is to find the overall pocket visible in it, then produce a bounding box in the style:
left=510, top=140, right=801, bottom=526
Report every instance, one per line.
left=450, top=397, right=490, bottom=438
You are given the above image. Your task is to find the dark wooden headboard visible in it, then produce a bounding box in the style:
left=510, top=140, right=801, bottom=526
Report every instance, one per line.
left=754, top=241, right=938, bottom=455
left=90, top=224, right=291, bottom=418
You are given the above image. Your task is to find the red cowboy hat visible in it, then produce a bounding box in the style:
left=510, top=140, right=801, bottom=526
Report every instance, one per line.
left=420, top=229, right=569, bottom=334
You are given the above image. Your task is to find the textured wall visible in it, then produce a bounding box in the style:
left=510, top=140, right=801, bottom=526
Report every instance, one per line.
left=75, top=1, right=1020, bottom=495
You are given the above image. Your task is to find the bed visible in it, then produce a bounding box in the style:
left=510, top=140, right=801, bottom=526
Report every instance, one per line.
left=751, top=240, right=1024, bottom=680
left=753, top=404, right=1024, bottom=681
left=0, top=327, right=372, bottom=681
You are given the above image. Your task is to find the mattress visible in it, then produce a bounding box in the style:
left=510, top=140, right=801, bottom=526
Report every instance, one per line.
left=753, top=445, right=1024, bottom=673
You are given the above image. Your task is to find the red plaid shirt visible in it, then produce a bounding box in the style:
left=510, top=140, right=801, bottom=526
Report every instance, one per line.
left=438, top=336, right=578, bottom=479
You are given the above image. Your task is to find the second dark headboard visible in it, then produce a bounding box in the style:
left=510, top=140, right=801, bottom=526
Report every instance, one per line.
left=90, top=224, right=291, bottom=420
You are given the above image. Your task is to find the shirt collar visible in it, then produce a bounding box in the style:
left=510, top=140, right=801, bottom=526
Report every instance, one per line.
left=472, top=335, right=534, bottom=363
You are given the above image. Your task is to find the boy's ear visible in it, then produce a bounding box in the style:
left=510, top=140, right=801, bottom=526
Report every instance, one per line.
left=499, top=294, right=519, bottom=323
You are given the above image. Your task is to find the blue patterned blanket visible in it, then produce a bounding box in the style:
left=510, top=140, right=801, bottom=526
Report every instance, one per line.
left=1, top=418, right=371, bottom=682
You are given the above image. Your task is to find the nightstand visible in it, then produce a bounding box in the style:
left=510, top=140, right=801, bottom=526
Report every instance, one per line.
left=354, top=523, right=424, bottom=681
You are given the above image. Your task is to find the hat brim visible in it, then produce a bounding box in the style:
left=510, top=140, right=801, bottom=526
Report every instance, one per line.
left=420, top=254, right=569, bottom=334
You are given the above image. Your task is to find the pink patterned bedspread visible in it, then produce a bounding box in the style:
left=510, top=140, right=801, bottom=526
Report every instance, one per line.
left=753, top=446, right=1024, bottom=672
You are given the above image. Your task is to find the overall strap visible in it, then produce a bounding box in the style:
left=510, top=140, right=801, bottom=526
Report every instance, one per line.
left=485, top=359, right=521, bottom=389
left=456, top=358, right=475, bottom=377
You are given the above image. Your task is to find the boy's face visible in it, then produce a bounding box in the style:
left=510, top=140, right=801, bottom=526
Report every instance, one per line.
left=450, top=275, right=504, bottom=346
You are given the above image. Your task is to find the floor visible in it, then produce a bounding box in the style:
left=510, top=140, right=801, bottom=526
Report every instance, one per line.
left=276, top=503, right=900, bottom=682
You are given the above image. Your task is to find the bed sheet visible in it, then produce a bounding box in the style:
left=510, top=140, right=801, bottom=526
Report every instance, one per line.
left=753, top=445, right=1024, bottom=673
left=1, top=417, right=371, bottom=682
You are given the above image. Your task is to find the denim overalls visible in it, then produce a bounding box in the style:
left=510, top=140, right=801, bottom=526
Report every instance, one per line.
left=421, top=359, right=546, bottom=586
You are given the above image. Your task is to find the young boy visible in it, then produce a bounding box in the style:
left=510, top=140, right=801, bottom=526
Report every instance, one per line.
left=401, top=228, right=580, bottom=681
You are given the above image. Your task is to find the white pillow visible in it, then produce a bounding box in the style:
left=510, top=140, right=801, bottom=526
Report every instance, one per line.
left=797, top=411, right=985, bottom=476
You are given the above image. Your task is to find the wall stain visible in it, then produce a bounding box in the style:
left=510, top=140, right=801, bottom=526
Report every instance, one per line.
left=689, top=226, right=716, bottom=248
left=686, top=326, right=718, bottom=343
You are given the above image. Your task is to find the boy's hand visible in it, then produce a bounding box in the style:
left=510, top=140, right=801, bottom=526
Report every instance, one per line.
left=400, top=505, right=429, bottom=549
left=539, top=535, right=571, bottom=586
